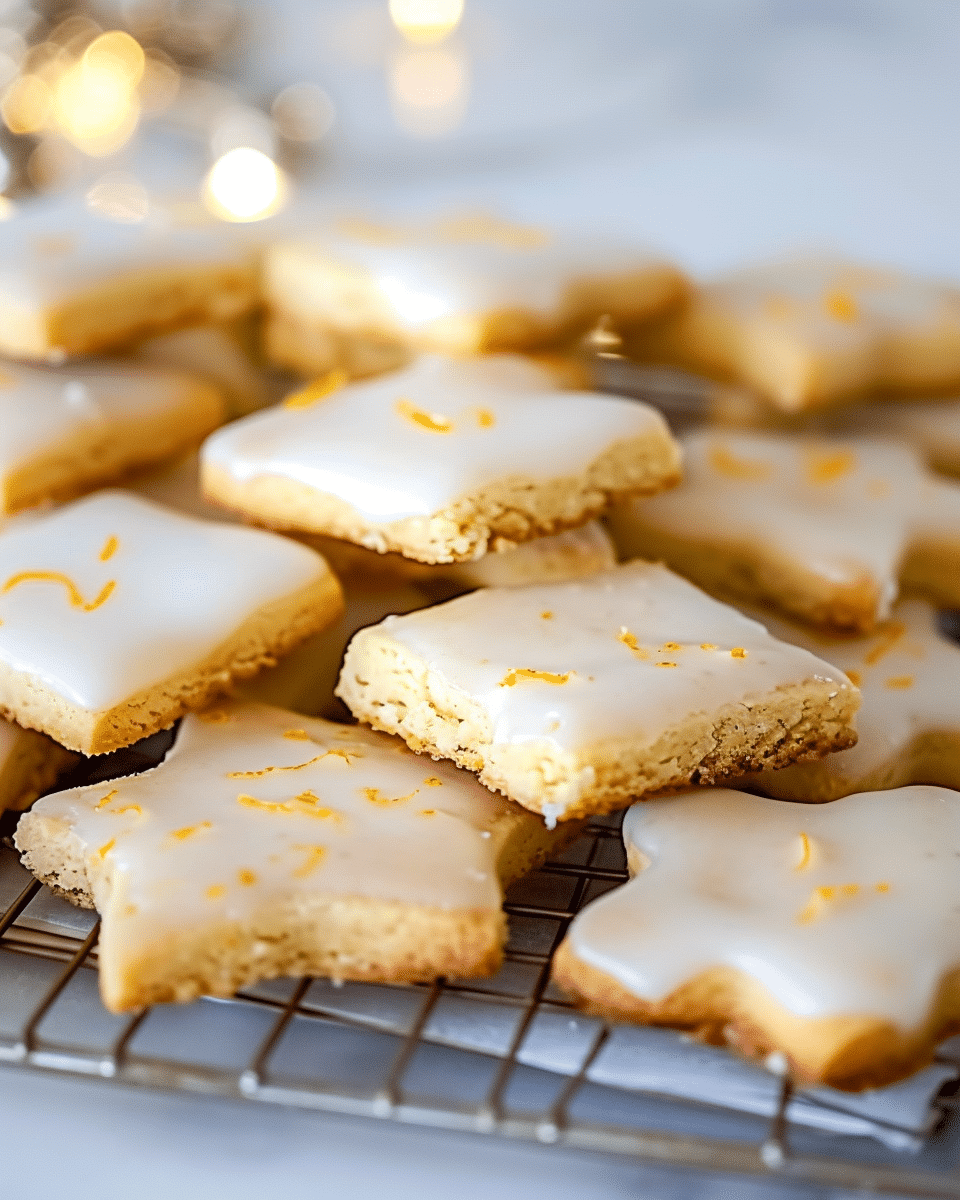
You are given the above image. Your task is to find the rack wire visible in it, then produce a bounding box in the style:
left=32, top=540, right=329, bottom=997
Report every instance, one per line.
left=3, top=789, right=960, bottom=1198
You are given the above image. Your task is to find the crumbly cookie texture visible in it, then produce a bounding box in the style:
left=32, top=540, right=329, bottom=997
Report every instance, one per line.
left=263, top=213, right=687, bottom=371
left=0, top=491, right=343, bottom=754
left=201, top=354, right=681, bottom=564
left=335, top=561, right=859, bottom=823
left=0, top=194, right=258, bottom=360
left=0, top=717, right=77, bottom=813
left=554, top=785, right=960, bottom=1091
left=735, top=600, right=960, bottom=802
left=0, top=358, right=225, bottom=515
left=15, top=702, right=574, bottom=1011
left=628, top=256, right=960, bottom=412
left=609, top=431, right=960, bottom=633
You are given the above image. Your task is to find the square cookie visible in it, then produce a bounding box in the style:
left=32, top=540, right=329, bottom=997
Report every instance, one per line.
left=201, top=354, right=681, bottom=563
left=554, top=785, right=960, bottom=1090
left=609, top=431, right=960, bottom=632
left=264, top=213, right=688, bottom=375
left=336, top=560, right=859, bottom=823
left=15, top=701, right=572, bottom=1010
left=0, top=358, right=225, bottom=515
left=0, top=193, right=258, bottom=360
left=0, top=491, right=343, bottom=754
left=629, top=257, right=960, bottom=412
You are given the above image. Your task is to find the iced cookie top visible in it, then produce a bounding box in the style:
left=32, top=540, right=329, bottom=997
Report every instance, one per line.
left=754, top=600, right=960, bottom=793
left=21, top=702, right=519, bottom=935
left=0, top=490, right=331, bottom=710
left=568, top=785, right=960, bottom=1028
left=628, top=431, right=934, bottom=619
left=201, top=354, right=677, bottom=524
left=269, top=214, right=682, bottom=328
left=0, top=192, right=252, bottom=313
left=341, top=560, right=855, bottom=755
left=0, top=359, right=223, bottom=478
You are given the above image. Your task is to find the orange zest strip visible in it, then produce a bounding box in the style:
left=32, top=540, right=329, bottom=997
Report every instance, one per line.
left=885, top=675, right=914, bottom=690
left=805, top=450, right=856, bottom=485
left=170, top=822, right=211, bottom=841
left=730, top=647, right=747, bottom=659
left=206, top=884, right=226, bottom=900
left=99, top=535, right=119, bottom=562
left=362, top=787, right=418, bottom=806
left=94, top=788, right=119, bottom=811
left=395, top=398, right=453, bottom=433
left=655, top=661, right=678, bottom=668
left=2, top=571, right=116, bottom=612
left=499, top=668, right=572, bottom=687
left=864, top=620, right=906, bottom=666
left=238, top=869, right=257, bottom=886
left=292, top=844, right=327, bottom=879
left=227, top=756, right=326, bottom=779
left=283, top=369, right=347, bottom=410
left=795, top=832, right=812, bottom=871
left=708, top=443, right=772, bottom=482
left=618, top=628, right=649, bottom=660
left=700, top=643, right=717, bottom=651
left=474, top=407, right=496, bottom=428
left=424, top=777, right=443, bottom=787
left=97, top=839, right=115, bottom=860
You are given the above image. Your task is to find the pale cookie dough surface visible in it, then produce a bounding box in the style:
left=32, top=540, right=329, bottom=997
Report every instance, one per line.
left=629, top=257, right=960, bottom=411
left=0, top=193, right=258, bottom=360
left=135, top=324, right=273, bottom=417
left=0, top=358, right=225, bottom=515
left=201, top=354, right=681, bottom=563
left=264, top=213, right=687, bottom=364
left=15, top=701, right=569, bottom=1011
left=0, top=716, right=77, bottom=813
left=0, top=491, right=343, bottom=754
left=739, top=600, right=960, bottom=801
left=336, top=561, right=859, bottom=823
left=555, top=785, right=960, bottom=1090
left=609, top=431, right=960, bottom=632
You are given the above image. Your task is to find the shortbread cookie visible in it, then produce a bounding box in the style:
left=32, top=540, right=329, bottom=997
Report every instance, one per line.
left=0, top=194, right=258, bottom=361
left=263, top=213, right=687, bottom=376
left=336, top=561, right=859, bottom=823
left=15, top=701, right=571, bottom=1010
left=0, top=359, right=225, bottom=515
left=0, top=491, right=343, bottom=754
left=738, top=600, right=960, bottom=801
left=609, top=431, right=960, bottom=633
left=201, top=354, right=681, bottom=564
left=0, top=717, right=76, bottom=813
left=135, top=323, right=272, bottom=417
left=629, top=257, right=960, bottom=412
left=553, top=785, right=960, bottom=1090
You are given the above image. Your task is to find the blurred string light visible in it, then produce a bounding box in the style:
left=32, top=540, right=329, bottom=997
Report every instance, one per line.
left=203, top=146, right=285, bottom=222
left=388, top=0, right=469, bottom=138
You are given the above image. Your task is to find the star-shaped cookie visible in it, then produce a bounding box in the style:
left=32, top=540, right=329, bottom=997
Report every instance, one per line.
left=201, top=353, right=681, bottom=563
left=15, top=701, right=569, bottom=1011
left=0, top=490, right=343, bottom=753
left=738, top=600, right=960, bottom=801
left=628, top=256, right=960, bottom=411
left=337, top=560, right=859, bottom=823
left=553, top=785, right=960, bottom=1090
left=609, top=430, right=960, bottom=632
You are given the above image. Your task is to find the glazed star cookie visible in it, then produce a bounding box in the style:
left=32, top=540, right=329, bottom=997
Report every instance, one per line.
left=0, top=717, right=77, bottom=813
left=609, top=431, right=960, bottom=632
left=628, top=257, right=960, bottom=412
left=0, top=359, right=225, bottom=516
left=0, top=491, right=343, bottom=754
left=738, top=601, right=960, bottom=802
left=0, top=193, right=258, bottom=361
left=553, top=785, right=960, bottom=1090
left=336, top=561, right=859, bottom=823
left=264, top=213, right=688, bottom=377
left=201, top=354, right=681, bottom=564
left=15, top=701, right=571, bottom=1011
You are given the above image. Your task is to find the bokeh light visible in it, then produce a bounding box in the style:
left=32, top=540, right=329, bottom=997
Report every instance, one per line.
left=203, top=146, right=286, bottom=222
left=389, top=0, right=464, bottom=45
left=389, top=43, right=469, bottom=138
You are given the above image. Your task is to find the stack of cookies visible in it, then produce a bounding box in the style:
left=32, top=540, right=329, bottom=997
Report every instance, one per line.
left=5, top=199, right=960, bottom=1098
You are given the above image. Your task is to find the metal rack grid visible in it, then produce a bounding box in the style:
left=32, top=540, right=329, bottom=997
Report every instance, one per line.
left=3, top=796, right=960, bottom=1199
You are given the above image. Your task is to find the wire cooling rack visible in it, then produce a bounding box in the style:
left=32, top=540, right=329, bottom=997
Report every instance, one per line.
left=3, top=757, right=960, bottom=1200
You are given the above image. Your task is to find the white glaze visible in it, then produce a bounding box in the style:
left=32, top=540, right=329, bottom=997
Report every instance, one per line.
left=18, top=702, right=519, bottom=947
left=0, top=192, right=251, bottom=314
left=201, top=354, right=674, bottom=524
left=0, top=490, right=328, bottom=710
left=617, top=431, right=956, bottom=619
left=343, top=560, right=854, bottom=757
left=568, top=784, right=960, bottom=1028
left=0, top=358, right=220, bottom=482
left=750, top=600, right=960, bottom=795
left=271, top=215, right=678, bottom=328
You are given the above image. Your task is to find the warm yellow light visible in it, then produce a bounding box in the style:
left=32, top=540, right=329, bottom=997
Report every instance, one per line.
left=1, top=73, right=52, bottom=133
left=389, top=43, right=468, bottom=137
left=83, top=31, right=144, bottom=86
left=389, top=0, right=464, bottom=44
left=203, top=147, right=286, bottom=223
left=50, top=30, right=144, bottom=155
